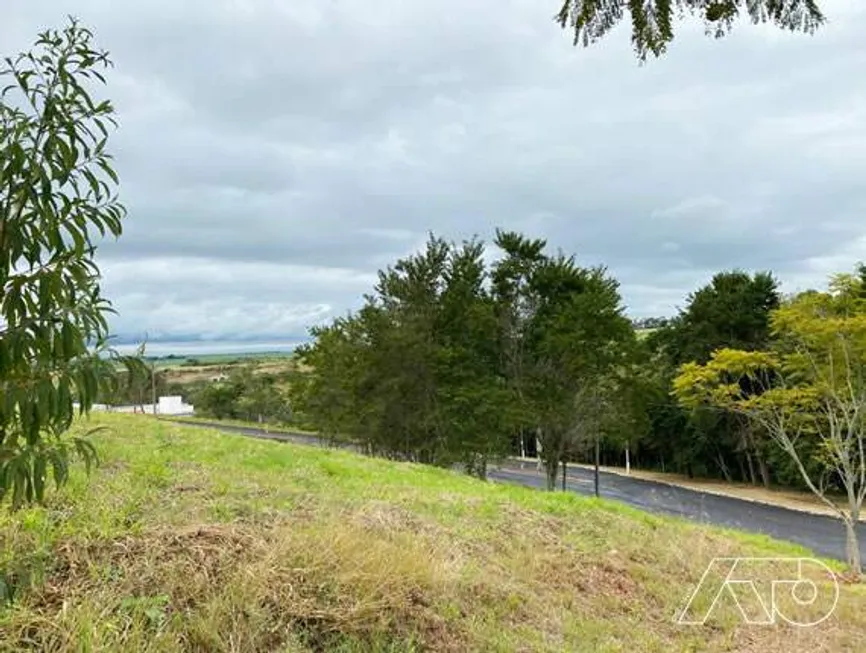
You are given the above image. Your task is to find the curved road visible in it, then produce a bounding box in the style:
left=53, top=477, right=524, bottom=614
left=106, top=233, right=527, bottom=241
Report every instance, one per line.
left=170, top=419, right=865, bottom=563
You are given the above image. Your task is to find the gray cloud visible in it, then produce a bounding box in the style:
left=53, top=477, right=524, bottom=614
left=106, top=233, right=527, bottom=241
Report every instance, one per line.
left=4, top=0, right=866, bottom=349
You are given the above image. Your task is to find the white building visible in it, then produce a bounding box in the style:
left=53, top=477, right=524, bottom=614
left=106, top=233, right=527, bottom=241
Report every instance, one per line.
left=81, top=396, right=195, bottom=416
left=157, top=396, right=195, bottom=416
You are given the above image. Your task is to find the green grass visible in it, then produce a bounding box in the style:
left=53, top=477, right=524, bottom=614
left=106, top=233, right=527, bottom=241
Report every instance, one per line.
left=1, top=414, right=864, bottom=652
left=167, top=415, right=319, bottom=435
left=635, top=327, right=658, bottom=341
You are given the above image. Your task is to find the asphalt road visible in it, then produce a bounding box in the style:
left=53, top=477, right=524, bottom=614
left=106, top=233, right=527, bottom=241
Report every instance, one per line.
left=169, top=419, right=865, bottom=563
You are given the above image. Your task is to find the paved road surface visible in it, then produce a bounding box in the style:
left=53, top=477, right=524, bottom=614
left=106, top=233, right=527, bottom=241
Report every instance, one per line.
left=169, top=419, right=865, bottom=563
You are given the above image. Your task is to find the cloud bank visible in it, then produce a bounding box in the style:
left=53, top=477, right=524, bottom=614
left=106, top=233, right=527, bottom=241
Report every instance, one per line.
left=4, top=0, right=865, bottom=351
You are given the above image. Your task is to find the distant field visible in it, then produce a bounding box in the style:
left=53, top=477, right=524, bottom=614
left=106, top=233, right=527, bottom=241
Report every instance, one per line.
left=0, top=414, right=862, bottom=652
left=635, top=327, right=658, bottom=340
left=147, top=351, right=296, bottom=370
left=141, top=352, right=309, bottom=387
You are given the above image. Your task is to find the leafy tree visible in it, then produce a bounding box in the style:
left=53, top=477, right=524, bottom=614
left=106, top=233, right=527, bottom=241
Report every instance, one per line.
left=193, top=379, right=242, bottom=420
left=0, top=18, right=139, bottom=508
left=434, top=239, right=517, bottom=478
left=641, top=270, right=780, bottom=482
left=372, top=236, right=449, bottom=463
left=192, top=366, right=293, bottom=426
left=491, top=232, right=548, bottom=464
left=597, top=349, right=654, bottom=474
left=556, top=0, right=826, bottom=60
left=295, top=235, right=518, bottom=475
left=493, top=231, right=634, bottom=489
left=292, top=316, right=370, bottom=445
left=673, top=270, right=866, bottom=576
left=665, top=270, right=780, bottom=366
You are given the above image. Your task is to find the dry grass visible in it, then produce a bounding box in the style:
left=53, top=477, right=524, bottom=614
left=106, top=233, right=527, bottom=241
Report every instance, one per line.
left=0, top=414, right=865, bottom=652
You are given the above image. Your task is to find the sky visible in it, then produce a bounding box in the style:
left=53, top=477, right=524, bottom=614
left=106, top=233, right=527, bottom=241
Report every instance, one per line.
left=3, top=1, right=866, bottom=354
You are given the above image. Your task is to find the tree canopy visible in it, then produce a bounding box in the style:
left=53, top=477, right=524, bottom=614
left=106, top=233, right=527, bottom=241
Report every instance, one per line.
left=492, top=230, right=635, bottom=488
left=637, top=270, right=781, bottom=483
left=293, top=231, right=635, bottom=485
left=556, top=0, right=826, bottom=60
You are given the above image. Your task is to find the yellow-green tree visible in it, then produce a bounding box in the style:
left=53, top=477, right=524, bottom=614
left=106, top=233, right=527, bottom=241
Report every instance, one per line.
left=673, top=271, right=866, bottom=576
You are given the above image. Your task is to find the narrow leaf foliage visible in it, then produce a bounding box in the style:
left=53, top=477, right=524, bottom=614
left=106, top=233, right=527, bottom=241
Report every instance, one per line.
left=0, top=18, right=141, bottom=508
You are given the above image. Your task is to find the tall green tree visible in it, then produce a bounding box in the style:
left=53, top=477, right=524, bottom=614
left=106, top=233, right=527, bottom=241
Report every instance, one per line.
left=668, top=270, right=780, bottom=365
left=640, top=270, right=780, bottom=482
left=295, top=235, right=518, bottom=476
left=0, top=18, right=139, bottom=508
left=293, top=313, right=377, bottom=446
left=556, top=0, right=826, bottom=60
left=434, top=239, right=516, bottom=478
left=595, top=346, right=654, bottom=474
left=493, top=231, right=633, bottom=489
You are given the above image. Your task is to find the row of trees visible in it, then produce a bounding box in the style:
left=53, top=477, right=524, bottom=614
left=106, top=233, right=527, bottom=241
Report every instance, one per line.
left=293, top=233, right=793, bottom=489
left=295, top=233, right=866, bottom=574
left=293, top=231, right=642, bottom=487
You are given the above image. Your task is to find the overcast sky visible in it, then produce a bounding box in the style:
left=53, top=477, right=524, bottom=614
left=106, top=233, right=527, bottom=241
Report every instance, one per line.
left=3, top=1, right=865, bottom=352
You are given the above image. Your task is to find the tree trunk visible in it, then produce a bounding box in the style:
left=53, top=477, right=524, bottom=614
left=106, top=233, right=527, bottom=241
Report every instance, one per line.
left=536, top=428, right=543, bottom=472
left=476, top=455, right=488, bottom=481
left=745, top=450, right=757, bottom=485
left=716, top=454, right=733, bottom=482
left=561, top=460, right=567, bottom=491
left=757, top=455, right=771, bottom=488
left=151, top=365, right=157, bottom=415
left=625, top=443, right=631, bottom=476
left=845, top=518, right=862, bottom=577
left=545, top=459, right=558, bottom=491
left=594, top=434, right=600, bottom=498
left=845, top=491, right=862, bottom=577
left=744, top=426, right=770, bottom=488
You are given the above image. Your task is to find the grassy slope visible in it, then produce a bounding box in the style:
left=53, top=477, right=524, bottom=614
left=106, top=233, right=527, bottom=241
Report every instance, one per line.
left=0, top=415, right=864, bottom=652
left=169, top=416, right=318, bottom=435
left=179, top=416, right=850, bottom=519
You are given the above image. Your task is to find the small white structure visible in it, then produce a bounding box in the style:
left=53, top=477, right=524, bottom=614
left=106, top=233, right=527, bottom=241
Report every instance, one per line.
left=157, top=396, right=195, bottom=416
